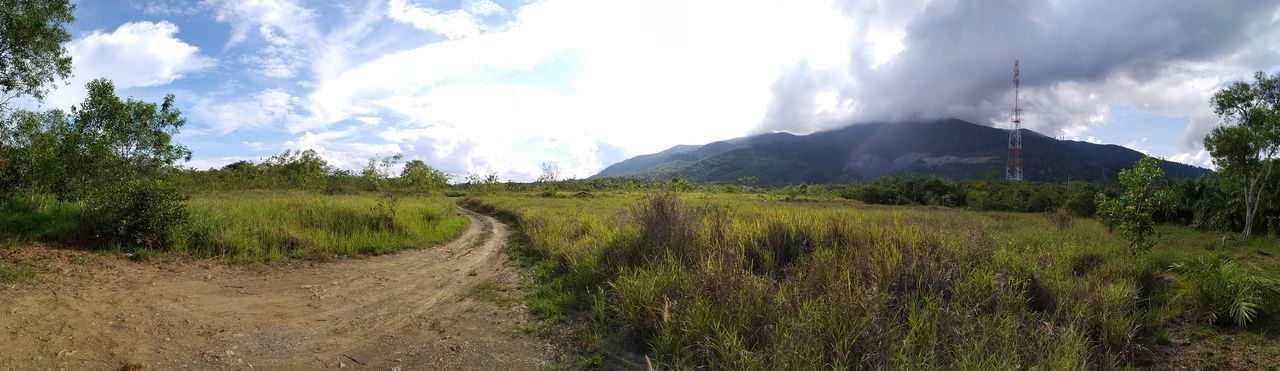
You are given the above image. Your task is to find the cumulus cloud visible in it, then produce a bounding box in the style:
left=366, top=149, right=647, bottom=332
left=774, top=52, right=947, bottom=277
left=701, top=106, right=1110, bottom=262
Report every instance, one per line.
left=759, top=62, right=856, bottom=133
left=43, top=21, right=212, bottom=108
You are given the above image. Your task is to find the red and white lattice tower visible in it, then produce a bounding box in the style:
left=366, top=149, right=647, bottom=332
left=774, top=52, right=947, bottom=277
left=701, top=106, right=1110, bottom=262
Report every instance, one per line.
left=1006, top=60, right=1024, bottom=181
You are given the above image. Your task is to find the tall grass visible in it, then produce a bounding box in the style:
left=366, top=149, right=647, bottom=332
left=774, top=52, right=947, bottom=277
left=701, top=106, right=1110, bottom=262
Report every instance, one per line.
left=1, top=192, right=468, bottom=263
left=0, top=196, right=79, bottom=243
left=178, top=191, right=468, bottom=262
left=466, top=191, right=1208, bottom=368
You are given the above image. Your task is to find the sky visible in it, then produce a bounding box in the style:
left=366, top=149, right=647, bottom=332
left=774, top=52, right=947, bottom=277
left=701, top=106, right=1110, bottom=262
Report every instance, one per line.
left=27, top=0, right=1280, bottom=180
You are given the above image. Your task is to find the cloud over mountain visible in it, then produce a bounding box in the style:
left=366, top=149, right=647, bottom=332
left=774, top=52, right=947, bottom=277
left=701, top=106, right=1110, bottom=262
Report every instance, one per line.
left=763, top=0, right=1280, bottom=163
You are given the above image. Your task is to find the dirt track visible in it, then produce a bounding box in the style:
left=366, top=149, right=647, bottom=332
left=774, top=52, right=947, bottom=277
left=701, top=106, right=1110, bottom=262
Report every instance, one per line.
left=0, top=210, right=556, bottom=370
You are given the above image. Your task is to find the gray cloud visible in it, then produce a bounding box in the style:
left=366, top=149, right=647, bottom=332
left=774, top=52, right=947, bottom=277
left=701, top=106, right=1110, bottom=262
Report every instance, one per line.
left=761, top=62, right=835, bottom=133
left=763, top=0, right=1280, bottom=153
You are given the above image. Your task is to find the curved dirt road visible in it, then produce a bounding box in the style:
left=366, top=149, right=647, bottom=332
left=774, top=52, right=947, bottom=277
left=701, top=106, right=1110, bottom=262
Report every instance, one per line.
left=0, top=210, right=555, bottom=370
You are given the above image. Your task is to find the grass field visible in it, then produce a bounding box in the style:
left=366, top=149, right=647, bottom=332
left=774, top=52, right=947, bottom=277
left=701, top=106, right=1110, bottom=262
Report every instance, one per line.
left=179, top=192, right=469, bottom=262
left=464, top=191, right=1280, bottom=369
left=0, top=192, right=469, bottom=263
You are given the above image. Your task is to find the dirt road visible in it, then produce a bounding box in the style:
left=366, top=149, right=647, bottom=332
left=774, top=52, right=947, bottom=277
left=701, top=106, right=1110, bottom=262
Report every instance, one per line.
left=0, top=210, right=557, bottom=370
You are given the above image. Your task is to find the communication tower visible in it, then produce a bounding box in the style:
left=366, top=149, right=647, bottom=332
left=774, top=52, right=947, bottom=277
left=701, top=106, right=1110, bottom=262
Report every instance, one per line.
left=1006, top=60, right=1024, bottom=181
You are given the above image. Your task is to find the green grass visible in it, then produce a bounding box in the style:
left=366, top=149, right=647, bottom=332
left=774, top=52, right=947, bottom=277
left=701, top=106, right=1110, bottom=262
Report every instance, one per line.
left=468, top=279, right=518, bottom=306
left=1, top=191, right=469, bottom=263
left=178, top=191, right=469, bottom=262
left=464, top=191, right=1280, bottom=369
left=0, top=196, right=79, bottom=244
left=0, top=261, right=38, bottom=284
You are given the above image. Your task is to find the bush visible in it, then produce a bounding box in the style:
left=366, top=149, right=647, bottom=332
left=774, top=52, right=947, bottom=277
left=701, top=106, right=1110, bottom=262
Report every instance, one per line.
left=1095, top=157, right=1174, bottom=254
left=1052, top=207, right=1072, bottom=230
left=630, top=192, right=702, bottom=263
left=1172, top=254, right=1278, bottom=327
left=87, top=177, right=189, bottom=248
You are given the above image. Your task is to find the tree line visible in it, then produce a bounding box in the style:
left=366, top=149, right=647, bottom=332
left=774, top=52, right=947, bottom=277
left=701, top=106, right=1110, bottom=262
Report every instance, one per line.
left=181, top=149, right=451, bottom=195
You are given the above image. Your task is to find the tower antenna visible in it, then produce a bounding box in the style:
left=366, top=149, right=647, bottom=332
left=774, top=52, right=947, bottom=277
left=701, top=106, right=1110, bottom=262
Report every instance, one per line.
left=1006, top=60, right=1024, bottom=181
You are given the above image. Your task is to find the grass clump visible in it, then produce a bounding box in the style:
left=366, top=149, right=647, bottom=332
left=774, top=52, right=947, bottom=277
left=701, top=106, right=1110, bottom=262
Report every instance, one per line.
left=0, top=261, right=38, bottom=283
left=1172, top=254, right=1278, bottom=327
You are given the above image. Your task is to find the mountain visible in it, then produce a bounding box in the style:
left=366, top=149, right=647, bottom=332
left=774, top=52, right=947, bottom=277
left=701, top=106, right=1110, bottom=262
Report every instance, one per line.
left=593, top=119, right=1210, bottom=186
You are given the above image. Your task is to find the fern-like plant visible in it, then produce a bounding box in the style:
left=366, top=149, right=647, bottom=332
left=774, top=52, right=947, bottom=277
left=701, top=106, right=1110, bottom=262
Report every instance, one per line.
left=1172, top=254, right=1278, bottom=327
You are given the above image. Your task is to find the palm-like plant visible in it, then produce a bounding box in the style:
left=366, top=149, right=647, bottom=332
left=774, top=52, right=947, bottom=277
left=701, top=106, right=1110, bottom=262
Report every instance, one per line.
left=1172, top=254, right=1277, bottom=327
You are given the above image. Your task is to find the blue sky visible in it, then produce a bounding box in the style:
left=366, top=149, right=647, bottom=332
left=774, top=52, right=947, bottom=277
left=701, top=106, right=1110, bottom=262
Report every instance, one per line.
left=30, top=0, right=1280, bottom=180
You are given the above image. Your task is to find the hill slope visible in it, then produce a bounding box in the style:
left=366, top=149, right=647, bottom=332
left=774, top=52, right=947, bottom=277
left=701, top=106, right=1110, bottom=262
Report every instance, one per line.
left=593, top=119, right=1209, bottom=186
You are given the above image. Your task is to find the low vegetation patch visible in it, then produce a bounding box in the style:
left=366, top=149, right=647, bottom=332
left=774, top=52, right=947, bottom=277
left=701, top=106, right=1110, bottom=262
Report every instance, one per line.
left=0, top=261, right=38, bottom=284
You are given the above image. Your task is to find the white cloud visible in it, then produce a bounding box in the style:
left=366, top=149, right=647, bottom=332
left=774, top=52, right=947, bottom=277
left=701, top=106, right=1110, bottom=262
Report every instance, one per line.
left=354, top=116, right=383, bottom=125
left=290, top=0, right=854, bottom=179
left=1124, top=137, right=1151, bottom=155
left=183, top=155, right=257, bottom=170
left=387, top=0, right=505, bottom=40
left=464, top=0, right=506, bottom=17
left=1169, top=149, right=1214, bottom=168
left=205, top=0, right=320, bottom=78
left=284, top=129, right=403, bottom=170
left=242, top=141, right=271, bottom=151
left=43, top=21, right=212, bottom=108
left=1071, top=136, right=1104, bottom=144
left=189, top=89, right=301, bottom=135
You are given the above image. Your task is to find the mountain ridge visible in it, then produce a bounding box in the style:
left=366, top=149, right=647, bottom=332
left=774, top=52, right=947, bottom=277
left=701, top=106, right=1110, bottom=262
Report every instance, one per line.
left=593, top=119, right=1209, bottom=186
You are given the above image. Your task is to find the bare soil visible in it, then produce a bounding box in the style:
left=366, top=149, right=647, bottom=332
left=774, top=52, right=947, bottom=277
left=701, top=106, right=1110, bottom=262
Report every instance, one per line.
left=0, top=210, right=559, bottom=370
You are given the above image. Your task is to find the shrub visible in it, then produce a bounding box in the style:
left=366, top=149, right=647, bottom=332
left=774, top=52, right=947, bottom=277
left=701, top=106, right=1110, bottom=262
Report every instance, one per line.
left=1052, top=207, right=1072, bottom=230
left=1172, top=254, right=1278, bottom=327
left=629, top=191, right=702, bottom=264
left=1095, top=157, right=1175, bottom=254
left=86, top=177, right=189, bottom=248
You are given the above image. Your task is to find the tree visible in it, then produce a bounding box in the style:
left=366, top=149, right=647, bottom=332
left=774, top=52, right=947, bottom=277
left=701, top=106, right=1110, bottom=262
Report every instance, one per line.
left=0, top=0, right=75, bottom=185
left=364, top=153, right=403, bottom=230
left=1095, top=157, right=1175, bottom=253
left=263, top=149, right=331, bottom=189
left=465, top=172, right=503, bottom=194
left=0, top=0, right=75, bottom=108
left=2, top=79, right=192, bottom=246
left=537, top=162, right=559, bottom=183
left=400, top=159, right=449, bottom=193
left=0, top=109, right=67, bottom=202
left=1205, top=71, right=1280, bottom=240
